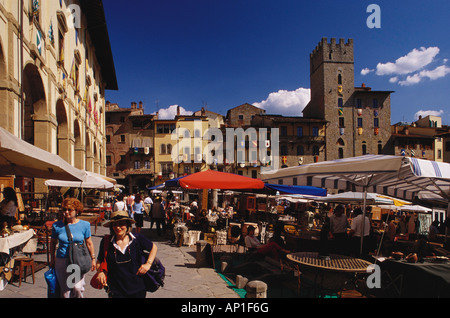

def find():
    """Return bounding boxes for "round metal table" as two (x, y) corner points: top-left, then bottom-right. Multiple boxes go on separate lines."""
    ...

(287, 252), (372, 273)
(286, 252), (373, 297)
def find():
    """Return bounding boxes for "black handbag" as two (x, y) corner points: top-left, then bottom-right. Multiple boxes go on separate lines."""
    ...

(141, 255), (165, 292)
(65, 225), (91, 276)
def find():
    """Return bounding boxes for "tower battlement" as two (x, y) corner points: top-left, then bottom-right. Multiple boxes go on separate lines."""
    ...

(310, 37), (354, 74)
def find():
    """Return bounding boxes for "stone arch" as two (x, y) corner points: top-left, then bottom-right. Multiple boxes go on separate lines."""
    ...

(85, 132), (93, 171)
(73, 119), (84, 169)
(0, 38), (8, 129)
(56, 99), (70, 162)
(22, 63), (47, 149)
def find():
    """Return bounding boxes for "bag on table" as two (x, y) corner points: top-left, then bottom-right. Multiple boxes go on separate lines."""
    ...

(65, 225), (91, 276)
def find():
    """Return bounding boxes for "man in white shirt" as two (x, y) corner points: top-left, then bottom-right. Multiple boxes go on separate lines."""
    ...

(350, 208), (371, 256)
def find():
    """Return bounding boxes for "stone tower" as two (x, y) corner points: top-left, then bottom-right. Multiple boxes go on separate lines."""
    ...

(303, 37), (392, 160)
(303, 37), (354, 160)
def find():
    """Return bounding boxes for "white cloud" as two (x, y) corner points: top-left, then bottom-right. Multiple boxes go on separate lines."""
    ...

(253, 87), (310, 116)
(389, 77), (398, 83)
(414, 109), (444, 120)
(375, 47), (440, 75)
(363, 46), (450, 86)
(153, 104), (193, 119)
(419, 65), (450, 80)
(398, 73), (422, 86)
(361, 68), (374, 75)
(398, 65), (450, 86)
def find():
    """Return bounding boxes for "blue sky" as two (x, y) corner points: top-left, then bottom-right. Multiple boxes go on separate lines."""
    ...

(103, 0), (450, 125)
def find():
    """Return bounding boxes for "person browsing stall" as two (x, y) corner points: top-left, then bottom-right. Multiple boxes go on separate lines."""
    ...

(50, 198), (96, 298)
(244, 225), (290, 261)
(0, 187), (19, 227)
(95, 210), (158, 298)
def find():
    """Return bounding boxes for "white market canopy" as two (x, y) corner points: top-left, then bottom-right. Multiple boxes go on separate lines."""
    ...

(262, 154), (450, 253)
(261, 155), (450, 204)
(0, 126), (85, 181)
(45, 171), (116, 189)
(313, 191), (410, 206)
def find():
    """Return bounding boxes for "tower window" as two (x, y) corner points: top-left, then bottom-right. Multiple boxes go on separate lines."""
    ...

(338, 98), (343, 107)
(357, 118), (363, 128)
(338, 74), (342, 85)
(373, 99), (379, 108)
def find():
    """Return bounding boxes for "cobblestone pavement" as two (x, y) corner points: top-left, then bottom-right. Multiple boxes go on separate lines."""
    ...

(0, 219), (240, 299)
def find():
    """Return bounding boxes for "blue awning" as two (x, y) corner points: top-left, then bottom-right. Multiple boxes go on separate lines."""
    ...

(264, 183), (327, 196)
(164, 176), (186, 187)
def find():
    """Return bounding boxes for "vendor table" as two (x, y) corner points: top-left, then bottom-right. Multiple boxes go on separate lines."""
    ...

(377, 258), (450, 297)
(0, 229), (35, 255)
(287, 252), (372, 297)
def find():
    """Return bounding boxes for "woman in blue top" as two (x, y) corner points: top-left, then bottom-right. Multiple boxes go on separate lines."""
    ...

(50, 198), (96, 298)
(132, 193), (144, 233)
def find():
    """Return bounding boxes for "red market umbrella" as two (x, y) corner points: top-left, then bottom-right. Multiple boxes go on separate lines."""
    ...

(178, 169), (264, 190)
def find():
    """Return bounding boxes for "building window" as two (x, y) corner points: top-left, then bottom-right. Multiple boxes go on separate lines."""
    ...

(106, 135), (111, 143)
(119, 155), (126, 164)
(356, 98), (362, 109)
(338, 98), (343, 107)
(357, 118), (363, 128)
(312, 127), (319, 137)
(312, 146), (319, 156)
(339, 117), (345, 128)
(144, 160), (151, 169)
(120, 135), (125, 143)
(251, 170), (257, 179)
(297, 127), (303, 137)
(373, 99), (379, 108)
(184, 165), (191, 174)
(374, 118), (379, 128)
(160, 163), (173, 178)
(293, 177), (297, 185)
(134, 161), (140, 169)
(237, 170), (243, 176)
(58, 30), (64, 65)
(297, 145), (304, 156)
(160, 144), (166, 154)
(378, 141), (383, 154)
(106, 155), (111, 166)
(362, 142), (367, 155)
(280, 145), (288, 156)
(338, 148), (344, 159)
(167, 144), (172, 154)
(238, 115), (244, 121)
(157, 124), (176, 134)
(338, 74), (342, 85)
(280, 126), (287, 136)
(438, 149), (442, 159)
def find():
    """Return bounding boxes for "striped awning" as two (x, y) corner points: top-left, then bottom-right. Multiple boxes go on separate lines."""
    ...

(261, 155), (450, 202)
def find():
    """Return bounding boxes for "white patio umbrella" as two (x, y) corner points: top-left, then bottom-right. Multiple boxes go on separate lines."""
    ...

(45, 171), (115, 190)
(314, 191), (403, 205)
(261, 155), (450, 254)
(0, 126), (85, 181)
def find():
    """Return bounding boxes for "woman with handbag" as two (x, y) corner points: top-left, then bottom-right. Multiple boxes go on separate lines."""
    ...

(50, 198), (96, 298)
(94, 210), (158, 298)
